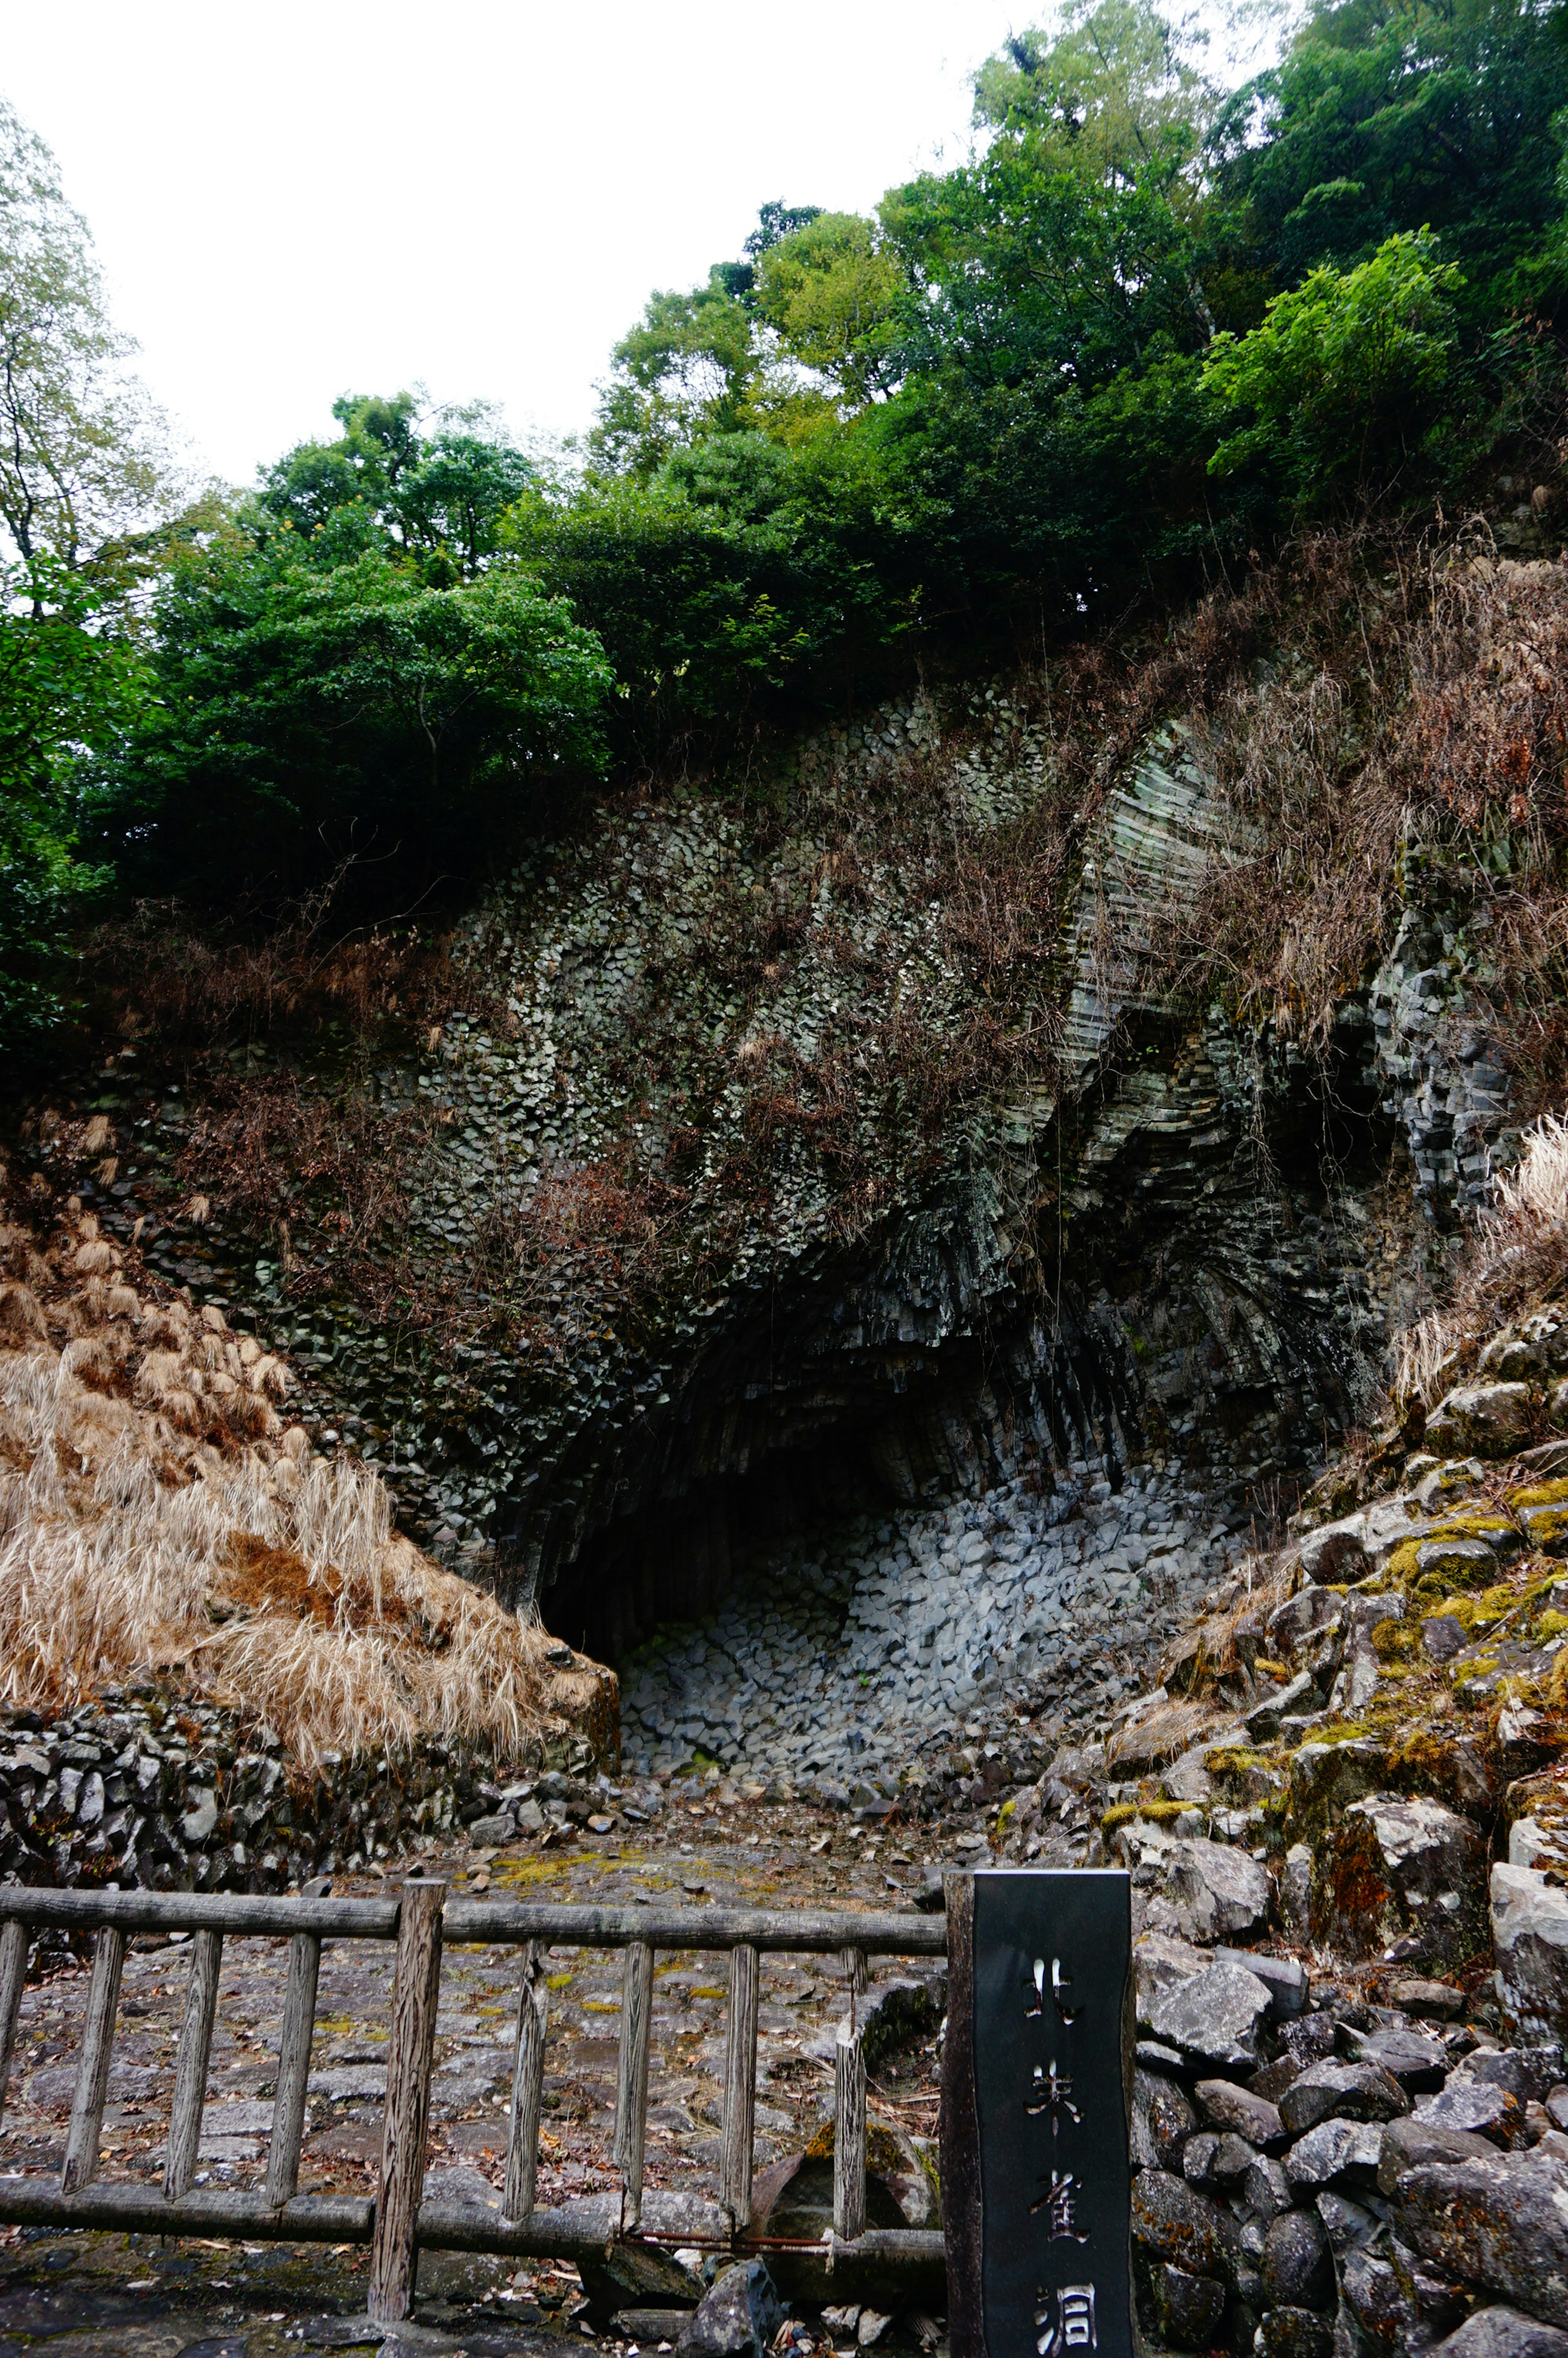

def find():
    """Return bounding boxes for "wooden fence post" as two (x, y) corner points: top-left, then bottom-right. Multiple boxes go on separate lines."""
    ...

(165, 1930), (223, 2200)
(834, 2019), (866, 2243)
(720, 1943), (759, 2228)
(504, 1940), (549, 2223)
(612, 1939), (654, 2227)
(61, 1928), (126, 2195)
(0, 1921), (28, 2138)
(368, 1880), (445, 2325)
(266, 1924), (323, 2204)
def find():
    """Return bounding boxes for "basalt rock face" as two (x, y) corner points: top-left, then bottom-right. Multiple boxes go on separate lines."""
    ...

(82, 693), (1515, 1663)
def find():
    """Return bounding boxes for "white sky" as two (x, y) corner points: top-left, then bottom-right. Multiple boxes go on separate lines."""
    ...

(1, 0), (1025, 491)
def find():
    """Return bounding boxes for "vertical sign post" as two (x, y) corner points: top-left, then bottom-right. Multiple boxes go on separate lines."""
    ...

(942, 1869), (1136, 2358)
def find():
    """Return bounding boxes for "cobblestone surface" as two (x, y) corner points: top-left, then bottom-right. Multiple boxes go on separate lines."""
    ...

(619, 1461), (1241, 1788)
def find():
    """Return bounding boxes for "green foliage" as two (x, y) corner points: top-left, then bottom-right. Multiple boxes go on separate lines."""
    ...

(112, 496), (612, 904)
(1, 563), (142, 1039)
(1203, 229), (1465, 493)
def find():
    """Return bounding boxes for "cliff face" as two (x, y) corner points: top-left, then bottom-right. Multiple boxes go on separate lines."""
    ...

(53, 554), (1552, 1668)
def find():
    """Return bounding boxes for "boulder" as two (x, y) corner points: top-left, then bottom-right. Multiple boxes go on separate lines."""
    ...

(1425, 1383), (1535, 1456)
(1283, 2118), (1385, 2192)
(1430, 2309), (1568, 2357)
(1134, 1930), (1211, 2019)
(1316, 1792), (1487, 1962)
(1378, 2112), (1500, 2194)
(1343, 2024), (1448, 2091)
(1146, 1961), (1274, 2069)
(1493, 1864), (1568, 2042)
(1417, 1536), (1501, 1585)
(1391, 2146), (1568, 2328)
(1278, 2060), (1409, 2137)
(581, 2238), (705, 2329)
(1194, 2077), (1285, 2150)
(1299, 1517), (1370, 1582)
(1244, 2155), (1293, 2218)
(1389, 1976), (1465, 2020)
(676, 2262), (783, 2358)
(1152, 1839), (1272, 1946)
(1459, 2046), (1565, 2105)
(1131, 2167), (1239, 2285)
(1287, 1739), (1388, 1844)
(1132, 2069), (1196, 2171)
(1147, 2260), (1225, 2347)
(1262, 2211), (1336, 2312)
(1411, 2081), (1528, 2148)
(1268, 1586), (1345, 1656)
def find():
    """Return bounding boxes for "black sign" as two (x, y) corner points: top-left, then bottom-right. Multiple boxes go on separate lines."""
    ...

(942, 1869), (1135, 2358)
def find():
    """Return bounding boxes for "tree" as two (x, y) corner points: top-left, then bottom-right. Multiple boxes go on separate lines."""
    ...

(1202, 228), (1463, 494)
(0, 99), (171, 592)
(754, 213), (903, 405)
(112, 500), (612, 904)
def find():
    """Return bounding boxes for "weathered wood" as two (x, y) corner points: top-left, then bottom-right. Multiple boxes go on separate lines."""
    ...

(939, 1872), (981, 2358)
(446, 1899), (946, 1957)
(0, 1919), (28, 2135)
(0, 1885), (398, 1941)
(0, 2179), (373, 2241)
(368, 1880), (446, 2325)
(266, 1927), (323, 2204)
(834, 2019), (866, 2243)
(164, 1929), (222, 2200)
(612, 1937), (654, 2225)
(60, 1927), (126, 2195)
(504, 1939), (549, 2222)
(412, 2195), (944, 2266)
(0, 1883), (946, 1959)
(720, 1942), (759, 2227)
(840, 1944), (868, 2033)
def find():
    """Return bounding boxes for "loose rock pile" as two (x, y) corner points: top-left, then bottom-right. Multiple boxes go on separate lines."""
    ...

(965, 1298), (1568, 2352)
(620, 1460), (1238, 1790)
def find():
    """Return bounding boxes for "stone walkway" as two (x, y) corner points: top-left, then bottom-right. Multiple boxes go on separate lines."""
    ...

(0, 1792), (955, 2357)
(619, 1463), (1240, 1788)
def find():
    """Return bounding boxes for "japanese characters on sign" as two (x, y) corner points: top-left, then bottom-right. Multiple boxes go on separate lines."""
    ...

(962, 1869), (1135, 2358)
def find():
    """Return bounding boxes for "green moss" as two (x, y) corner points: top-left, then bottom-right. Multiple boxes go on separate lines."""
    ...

(1372, 1618), (1416, 1660)
(1509, 1478), (1568, 1510)
(1101, 1799), (1188, 1833)
(1539, 1610), (1568, 1640)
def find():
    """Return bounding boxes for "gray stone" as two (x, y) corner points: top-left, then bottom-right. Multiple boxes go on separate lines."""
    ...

(465, 1811), (517, 1845)
(1425, 1383), (1535, 1456)
(1430, 2309), (1568, 2358)
(1342, 2024), (1448, 2091)
(1183, 2131), (1220, 2184)
(1459, 2046), (1565, 2105)
(676, 2262), (782, 2358)
(1314, 2190), (1380, 2253)
(1493, 1864), (1568, 2043)
(1278, 2060), (1410, 2136)
(1390, 1976), (1466, 2020)
(1132, 2070), (1196, 2172)
(1412, 2080), (1528, 2148)
(1212, 1946), (1309, 2019)
(1268, 1586), (1345, 1656)
(1155, 1839), (1272, 1946)
(1146, 1961), (1274, 2069)
(1131, 2167), (1240, 2285)
(1283, 2118), (1385, 2191)
(1194, 2077), (1285, 2150)
(1423, 1614), (1469, 1663)
(182, 1787), (218, 1844)
(1148, 2261), (1225, 2347)
(1392, 2146), (1568, 2328)
(1255, 2308), (1333, 2358)
(1244, 2155), (1293, 2218)
(1298, 1519), (1370, 1583)
(1263, 2210), (1336, 2312)
(1378, 2111), (1502, 2194)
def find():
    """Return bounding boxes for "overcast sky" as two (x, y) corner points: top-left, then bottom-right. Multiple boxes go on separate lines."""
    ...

(2, 0), (1028, 490)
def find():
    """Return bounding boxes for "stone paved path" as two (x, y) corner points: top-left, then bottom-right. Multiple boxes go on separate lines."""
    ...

(0, 1795), (956, 2357)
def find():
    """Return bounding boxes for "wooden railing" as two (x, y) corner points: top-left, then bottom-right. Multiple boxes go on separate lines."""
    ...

(0, 1881), (949, 2325)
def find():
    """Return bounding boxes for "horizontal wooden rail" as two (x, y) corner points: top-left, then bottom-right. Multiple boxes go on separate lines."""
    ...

(444, 1900), (948, 1955)
(0, 2180), (374, 2240)
(0, 1887), (399, 1941)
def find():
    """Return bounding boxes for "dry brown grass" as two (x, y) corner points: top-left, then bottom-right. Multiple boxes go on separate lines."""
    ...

(1390, 1113), (1568, 1407)
(0, 1157), (593, 1768)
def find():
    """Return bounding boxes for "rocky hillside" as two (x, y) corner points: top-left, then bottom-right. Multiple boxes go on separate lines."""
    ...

(958, 1147), (1568, 2352)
